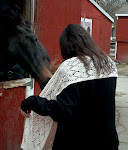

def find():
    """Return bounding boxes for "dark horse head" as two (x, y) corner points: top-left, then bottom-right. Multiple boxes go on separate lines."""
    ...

(0, 0), (52, 90)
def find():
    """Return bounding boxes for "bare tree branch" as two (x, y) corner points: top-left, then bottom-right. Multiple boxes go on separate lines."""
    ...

(94, 0), (127, 36)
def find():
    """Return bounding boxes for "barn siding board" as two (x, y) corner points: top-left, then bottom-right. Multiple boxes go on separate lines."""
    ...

(116, 19), (128, 41)
(0, 87), (25, 150)
(116, 16), (128, 62)
(117, 42), (128, 63)
(36, 0), (82, 61)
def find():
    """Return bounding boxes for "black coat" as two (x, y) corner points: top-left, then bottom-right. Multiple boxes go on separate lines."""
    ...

(21, 77), (119, 150)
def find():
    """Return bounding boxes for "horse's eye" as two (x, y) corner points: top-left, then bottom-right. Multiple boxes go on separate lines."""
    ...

(33, 35), (38, 42)
(35, 38), (38, 41)
(31, 37), (38, 43)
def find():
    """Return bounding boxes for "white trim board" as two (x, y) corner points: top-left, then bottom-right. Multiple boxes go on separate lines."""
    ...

(89, 0), (114, 23)
(115, 14), (128, 17)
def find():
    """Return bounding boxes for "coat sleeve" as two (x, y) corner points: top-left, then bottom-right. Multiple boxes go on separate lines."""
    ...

(21, 83), (81, 122)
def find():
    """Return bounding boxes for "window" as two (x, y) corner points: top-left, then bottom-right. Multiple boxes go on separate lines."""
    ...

(81, 17), (92, 36)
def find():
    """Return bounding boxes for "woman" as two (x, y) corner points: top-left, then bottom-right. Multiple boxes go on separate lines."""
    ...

(21, 24), (119, 150)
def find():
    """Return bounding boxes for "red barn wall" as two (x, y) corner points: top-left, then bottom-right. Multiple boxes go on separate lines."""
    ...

(116, 18), (128, 41)
(100, 15), (112, 54)
(36, 0), (112, 62)
(116, 16), (128, 63)
(0, 87), (25, 150)
(117, 42), (128, 63)
(81, 0), (112, 54)
(36, 0), (82, 62)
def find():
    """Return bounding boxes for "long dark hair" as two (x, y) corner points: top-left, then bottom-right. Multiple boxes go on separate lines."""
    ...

(59, 24), (112, 74)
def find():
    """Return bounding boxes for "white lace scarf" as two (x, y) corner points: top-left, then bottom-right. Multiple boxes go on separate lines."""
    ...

(21, 56), (118, 150)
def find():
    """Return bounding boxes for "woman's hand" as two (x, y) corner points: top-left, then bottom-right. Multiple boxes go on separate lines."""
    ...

(21, 109), (31, 118)
(21, 96), (33, 117)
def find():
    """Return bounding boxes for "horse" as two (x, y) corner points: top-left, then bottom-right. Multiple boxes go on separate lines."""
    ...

(0, 0), (52, 90)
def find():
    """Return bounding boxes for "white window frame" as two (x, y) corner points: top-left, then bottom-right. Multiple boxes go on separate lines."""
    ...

(81, 17), (92, 36)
